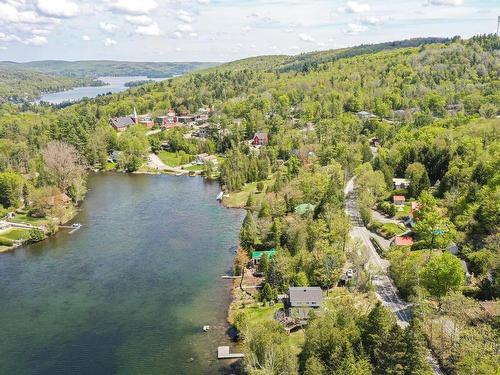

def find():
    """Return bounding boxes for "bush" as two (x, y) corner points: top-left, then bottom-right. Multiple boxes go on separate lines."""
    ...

(256, 181), (265, 192)
(378, 201), (397, 217)
(0, 237), (14, 246)
(28, 228), (46, 243)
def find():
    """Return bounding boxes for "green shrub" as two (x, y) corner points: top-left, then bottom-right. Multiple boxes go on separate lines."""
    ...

(0, 237), (14, 246)
(28, 228), (46, 243)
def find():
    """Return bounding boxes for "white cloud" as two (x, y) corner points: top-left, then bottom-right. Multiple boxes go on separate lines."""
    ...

(172, 31), (182, 39)
(345, 23), (368, 34)
(82, 35), (90, 41)
(189, 32), (198, 38)
(35, 0), (79, 18)
(107, 0), (158, 15)
(177, 23), (193, 33)
(23, 35), (48, 46)
(175, 47), (182, 52)
(0, 2), (50, 24)
(104, 37), (117, 46)
(100, 22), (118, 33)
(125, 15), (152, 26)
(290, 45), (300, 51)
(177, 10), (194, 24)
(425, 0), (463, 5)
(0, 32), (22, 42)
(344, 1), (370, 13)
(317, 41), (327, 47)
(135, 23), (162, 36)
(31, 28), (50, 35)
(198, 0), (210, 3)
(362, 16), (381, 25)
(0, 46), (7, 50)
(299, 33), (315, 42)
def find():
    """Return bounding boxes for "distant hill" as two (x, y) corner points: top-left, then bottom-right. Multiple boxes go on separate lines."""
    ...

(213, 37), (451, 73)
(0, 60), (220, 103)
(0, 60), (219, 79)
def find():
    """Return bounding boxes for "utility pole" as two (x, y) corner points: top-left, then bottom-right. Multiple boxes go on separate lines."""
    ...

(497, 16), (500, 36)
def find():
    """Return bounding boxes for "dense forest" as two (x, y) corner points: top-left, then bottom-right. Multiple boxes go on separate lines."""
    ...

(0, 35), (498, 374)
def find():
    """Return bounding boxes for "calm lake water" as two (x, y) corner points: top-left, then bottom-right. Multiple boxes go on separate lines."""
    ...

(0, 173), (244, 374)
(36, 76), (165, 104)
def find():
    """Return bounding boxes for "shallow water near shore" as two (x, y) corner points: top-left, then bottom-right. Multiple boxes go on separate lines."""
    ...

(0, 173), (244, 374)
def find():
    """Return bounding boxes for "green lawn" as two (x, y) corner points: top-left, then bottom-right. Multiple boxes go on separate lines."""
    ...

(223, 177), (275, 208)
(8, 213), (48, 226)
(380, 222), (406, 238)
(158, 151), (193, 167)
(242, 303), (283, 324)
(185, 164), (204, 171)
(0, 228), (30, 241)
(395, 203), (412, 219)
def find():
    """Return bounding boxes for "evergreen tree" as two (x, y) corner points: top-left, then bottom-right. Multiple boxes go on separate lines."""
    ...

(403, 318), (433, 374)
(362, 302), (394, 364)
(375, 324), (406, 375)
(239, 210), (258, 251)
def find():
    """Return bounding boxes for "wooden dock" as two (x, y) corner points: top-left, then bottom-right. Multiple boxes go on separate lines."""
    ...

(217, 346), (244, 359)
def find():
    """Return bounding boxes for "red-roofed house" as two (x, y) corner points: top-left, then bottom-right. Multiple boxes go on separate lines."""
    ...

(252, 132), (269, 146)
(393, 195), (406, 206)
(393, 236), (414, 247)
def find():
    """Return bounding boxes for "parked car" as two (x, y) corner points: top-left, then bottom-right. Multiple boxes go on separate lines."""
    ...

(346, 268), (354, 278)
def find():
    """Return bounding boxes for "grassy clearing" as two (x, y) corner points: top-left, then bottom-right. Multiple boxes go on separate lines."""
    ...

(223, 177), (275, 208)
(8, 213), (48, 226)
(238, 302), (305, 353)
(380, 222), (406, 238)
(0, 228), (30, 241)
(185, 164), (204, 171)
(158, 151), (192, 167)
(394, 203), (412, 219)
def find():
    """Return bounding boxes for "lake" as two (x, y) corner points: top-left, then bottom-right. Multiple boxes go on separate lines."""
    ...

(0, 173), (245, 375)
(36, 76), (166, 105)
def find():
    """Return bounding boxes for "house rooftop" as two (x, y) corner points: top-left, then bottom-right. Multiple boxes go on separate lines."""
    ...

(251, 249), (276, 260)
(394, 236), (413, 247)
(289, 287), (323, 308)
(110, 116), (135, 129)
(393, 195), (406, 201)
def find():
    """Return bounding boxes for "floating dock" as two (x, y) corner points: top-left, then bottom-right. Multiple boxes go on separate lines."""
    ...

(217, 346), (244, 359)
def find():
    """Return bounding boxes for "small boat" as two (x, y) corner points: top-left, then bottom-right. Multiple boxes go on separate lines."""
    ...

(216, 192), (224, 201)
(71, 223), (81, 228)
(203, 325), (210, 332)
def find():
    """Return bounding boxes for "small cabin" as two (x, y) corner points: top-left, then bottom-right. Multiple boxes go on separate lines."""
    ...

(393, 195), (406, 206)
(252, 132), (269, 146)
(393, 178), (410, 190)
(251, 249), (276, 265)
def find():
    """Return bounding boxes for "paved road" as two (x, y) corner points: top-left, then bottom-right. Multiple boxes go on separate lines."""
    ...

(344, 177), (444, 375)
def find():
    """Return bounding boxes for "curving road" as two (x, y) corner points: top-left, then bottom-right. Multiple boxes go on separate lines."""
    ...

(344, 177), (444, 375)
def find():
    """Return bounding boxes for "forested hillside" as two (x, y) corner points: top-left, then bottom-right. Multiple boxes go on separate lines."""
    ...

(0, 35), (498, 374)
(0, 60), (219, 103)
(0, 70), (95, 103)
(0, 60), (219, 78)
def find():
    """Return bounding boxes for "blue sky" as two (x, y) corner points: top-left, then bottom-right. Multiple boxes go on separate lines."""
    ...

(0, 0), (498, 62)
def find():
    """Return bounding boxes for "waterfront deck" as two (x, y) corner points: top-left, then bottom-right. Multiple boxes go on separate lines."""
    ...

(217, 346), (244, 359)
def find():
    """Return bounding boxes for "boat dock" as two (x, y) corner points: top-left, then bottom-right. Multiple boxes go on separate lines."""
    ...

(217, 346), (244, 359)
(59, 224), (82, 234)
